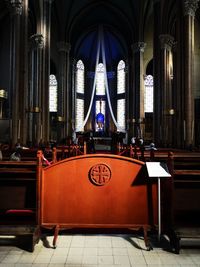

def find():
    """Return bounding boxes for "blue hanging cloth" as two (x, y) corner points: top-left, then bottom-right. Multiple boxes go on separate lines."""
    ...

(96, 112), (104, 130)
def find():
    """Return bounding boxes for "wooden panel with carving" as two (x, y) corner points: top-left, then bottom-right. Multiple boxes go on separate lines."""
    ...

(39, 154), (158, 249)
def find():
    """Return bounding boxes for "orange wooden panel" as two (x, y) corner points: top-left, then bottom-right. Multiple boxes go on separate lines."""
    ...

(40, 154), (157, 228)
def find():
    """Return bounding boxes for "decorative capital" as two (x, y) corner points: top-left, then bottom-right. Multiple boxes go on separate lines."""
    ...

(159, 34), (174, 51)
(183, 0), (199, 17)
(30, 34), (44, 49)
(9, 0), (23, 15)
(0, 89), (8, 99)
(57, 42), (71, 53)
(132, 42), (146, 53)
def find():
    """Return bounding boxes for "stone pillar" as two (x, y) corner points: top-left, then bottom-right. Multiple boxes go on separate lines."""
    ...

(85, 70), (93, 132)
(182, 0), (199, 148)
(128, 57), (134, 141)
(8, 0), (23, 146)
(153, 0), (161, 145)
(131, 42), (146, 139)
(41, 0), (53, 144)
(20, 0), (28, 145)
(66, 43), (72, 137)
(29, 34), (44, 145)
(71, 59), (76, 140)
(57, 42), (71, 141)
(107, 71), (116, 134)
(159, 34), (174, 146)
(125, 61), (130, 142)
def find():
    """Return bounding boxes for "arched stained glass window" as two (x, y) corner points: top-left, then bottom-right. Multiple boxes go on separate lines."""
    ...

(75, 99), (84, 131)
(117, 60), (126, 132)
(76, 60), (84, 94)
(75, 60), (84, 131)
(49, 74), (57, 112)
(117, 99), (125, 131)
(117, 60), (125, 94)
(95, 100), (106, 131)
(96, 63), (105, 95)
(144, 75), (153, 113)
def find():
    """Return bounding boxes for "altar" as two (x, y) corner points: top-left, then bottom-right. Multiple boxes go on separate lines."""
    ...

(93, 137), (112, 151)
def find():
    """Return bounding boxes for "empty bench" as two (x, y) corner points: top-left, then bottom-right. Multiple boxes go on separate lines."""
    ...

(0, 156), (40, 251)
(166, 152), (200, 253)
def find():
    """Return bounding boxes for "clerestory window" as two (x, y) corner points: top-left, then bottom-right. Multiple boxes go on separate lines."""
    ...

(49, 74), (57, 112)
(144, 75), (153, 113)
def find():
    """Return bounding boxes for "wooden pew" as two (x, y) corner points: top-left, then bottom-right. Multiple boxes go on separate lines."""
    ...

(165, 151), (200, 253)
(38, 153), (158, 250)
(132, 149), (200, 253)
(1, 147), (53, 162)
(2, 147), (37, 161)
(52, 143), (87, 162)
(116, 143), (145, 160)
(0, 153), (41, 251)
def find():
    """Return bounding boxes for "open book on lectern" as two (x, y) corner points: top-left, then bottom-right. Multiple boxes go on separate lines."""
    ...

(146, 162), (171, 178)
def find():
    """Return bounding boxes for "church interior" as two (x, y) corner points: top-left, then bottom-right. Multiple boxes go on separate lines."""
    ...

(0, 0), (200, 264)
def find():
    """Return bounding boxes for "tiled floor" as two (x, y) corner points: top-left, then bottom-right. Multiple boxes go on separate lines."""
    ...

(0, 233), (200, 266)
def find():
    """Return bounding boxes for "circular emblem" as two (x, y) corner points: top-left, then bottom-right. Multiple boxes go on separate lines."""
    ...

(89, 164), (111, 186)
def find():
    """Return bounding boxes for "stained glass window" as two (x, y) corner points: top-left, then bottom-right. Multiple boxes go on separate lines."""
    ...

(75, 99), (84, 132)
(75, 60), (85, 131)
(117, 99), (125, 131)
(144, 75), (153, 113)
(76, 60), (84, 94)
(95, 100), (105, 131)
(117, 60), (126, 131)
(117, 60), (125, 94)
(96, 63), (105, 95)
(49, 74), (57, 112)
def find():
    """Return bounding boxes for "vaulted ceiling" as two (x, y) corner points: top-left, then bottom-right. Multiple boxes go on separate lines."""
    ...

(51, 0), (153, 68)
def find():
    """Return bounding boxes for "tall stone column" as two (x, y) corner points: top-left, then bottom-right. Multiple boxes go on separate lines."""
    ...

(41, 0), (53, 143)
(182, 0), (199, 148)
(128, 56), (134, 141)
(8, 0), (23, 146)
(131, 42), (146, 139)
(20, 0), (28, 145)
(66, 43), (72, 137)
(159, 34), (174, 146)
(29, 34), (44, 145)
(57, 42), (71, 141)
(153, 0), (161, 145)
(125, 61), (130, 142)
(71, 59), (76, 140)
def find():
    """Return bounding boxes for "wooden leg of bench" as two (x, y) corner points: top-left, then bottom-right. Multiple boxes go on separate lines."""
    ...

(33, 226), (41, 246)
(17, 233), (38, 252)
(143, 226), (153, 251)
(170, 231), (180, 254)
(53, 225), (59, 249)
(165, 228), (180, 254)
(30, 233), (38, 252)
(15, 226), (40, 252)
